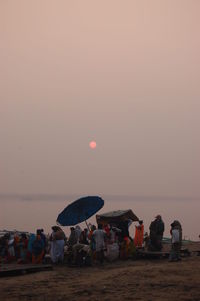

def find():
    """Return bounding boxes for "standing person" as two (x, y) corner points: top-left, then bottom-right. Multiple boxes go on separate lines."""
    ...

(117, 220), (131, 259)
(13, 233), (20, 260)
(27, 233), (36, 262)
(154, 215), (165, 250)
(79, 229), (89, 245)
(18, 233), (28, 263)
(149, 215), (164, 251)
(144, 232), (150, 250)
(75, 226), (82, 243)
(88, 225), (96, 242)
(68, 227), (78, 248)
(134, 220), (144, 248)
(32, 233), (45, 264)
(169, 221), (182, 262)
(92, 224), (106, 264)
(173, 220), (182, 246)
(37, 229), (46, 247)
(149, 219), (157, 250)
(88, 225), (96, 260)
(155, 215), (165, 250)
(50, 226), (65, 264)
(1, 234), (10, 263)
(37, 229), (46, 258)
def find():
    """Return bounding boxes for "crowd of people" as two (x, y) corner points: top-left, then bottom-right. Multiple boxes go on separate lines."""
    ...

(0, 229), (46, 264)
(0, 215), (183, 266)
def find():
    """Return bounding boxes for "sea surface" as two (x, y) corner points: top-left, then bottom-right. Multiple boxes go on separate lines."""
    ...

(1, 195), (199, 240)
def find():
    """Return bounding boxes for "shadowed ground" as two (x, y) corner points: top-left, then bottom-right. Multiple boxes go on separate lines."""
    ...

(0, 254), (200, 301)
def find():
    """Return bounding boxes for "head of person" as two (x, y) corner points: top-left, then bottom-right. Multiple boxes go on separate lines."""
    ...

(170, 222), (175, 229)
(98, 223), (103, 230)
(139, 220), (143, 225)
(21, 233), (27, 240)
(4, 233), (10, 240)
(155, 215), (161, 221)
(52, 226), (59, 232)
(37, 229), (42, 235)
(70, 227), (75, 232)
(173, 220), (181, 228)
(91, 225), (96, 231)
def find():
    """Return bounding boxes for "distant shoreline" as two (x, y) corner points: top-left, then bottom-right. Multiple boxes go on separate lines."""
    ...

(0, 193), (199, 202)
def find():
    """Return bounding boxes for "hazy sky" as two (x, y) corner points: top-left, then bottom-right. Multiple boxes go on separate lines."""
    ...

(1, 0), (200, 198)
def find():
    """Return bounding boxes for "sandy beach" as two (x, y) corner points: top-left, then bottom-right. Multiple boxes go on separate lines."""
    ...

(1, 250), (200, 301)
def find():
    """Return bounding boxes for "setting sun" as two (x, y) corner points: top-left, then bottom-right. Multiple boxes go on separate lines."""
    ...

(89, 141), (97, 149)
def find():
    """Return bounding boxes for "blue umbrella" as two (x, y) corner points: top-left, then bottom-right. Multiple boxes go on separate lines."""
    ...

(57, 196), (104, 226)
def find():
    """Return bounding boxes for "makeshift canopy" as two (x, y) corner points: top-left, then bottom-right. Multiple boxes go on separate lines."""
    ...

(96, 209), (139, 225)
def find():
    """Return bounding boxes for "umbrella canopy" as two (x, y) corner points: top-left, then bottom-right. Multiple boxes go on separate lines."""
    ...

(96, 209), (139, 225)
(57, 196), (104, 226)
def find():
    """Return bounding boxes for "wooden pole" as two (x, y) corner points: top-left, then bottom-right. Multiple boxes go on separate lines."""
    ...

(85, 220), (90, 230)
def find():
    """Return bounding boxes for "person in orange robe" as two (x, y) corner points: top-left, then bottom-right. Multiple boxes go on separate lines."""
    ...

(32, 234), (45, 264)
(134, 220), (144, 247)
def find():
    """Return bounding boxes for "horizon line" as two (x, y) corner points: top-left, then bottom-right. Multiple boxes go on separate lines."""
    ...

(0, 192), (199, 201)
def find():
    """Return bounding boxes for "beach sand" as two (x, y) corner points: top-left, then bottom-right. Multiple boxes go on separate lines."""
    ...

(0, 252), (200, 301)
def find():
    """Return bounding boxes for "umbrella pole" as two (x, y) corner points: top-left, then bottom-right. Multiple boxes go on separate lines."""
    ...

(85, 220), (90, 231)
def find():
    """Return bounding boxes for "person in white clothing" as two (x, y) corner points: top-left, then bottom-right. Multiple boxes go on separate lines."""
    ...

(92, 224), (106, 264)
(169, 222), (181, 262)
(50, 226), (65, 264)
(75, 225), (82, 243)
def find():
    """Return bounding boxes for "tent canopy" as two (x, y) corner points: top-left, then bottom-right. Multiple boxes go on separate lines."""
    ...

(96, 209), (139, 225)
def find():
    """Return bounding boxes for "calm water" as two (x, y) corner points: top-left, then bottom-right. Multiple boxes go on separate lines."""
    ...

(1, 195), (199, 240)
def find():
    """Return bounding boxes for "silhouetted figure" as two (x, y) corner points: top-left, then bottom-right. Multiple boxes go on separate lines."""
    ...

(149, 215), (164, 251)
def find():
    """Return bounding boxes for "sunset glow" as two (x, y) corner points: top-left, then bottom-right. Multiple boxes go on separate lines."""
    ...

(89, 141), (97, 149)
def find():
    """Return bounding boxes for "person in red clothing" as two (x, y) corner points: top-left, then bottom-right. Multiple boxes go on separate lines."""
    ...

(134, 220), (144, 247)
(32, 234), (45, 264)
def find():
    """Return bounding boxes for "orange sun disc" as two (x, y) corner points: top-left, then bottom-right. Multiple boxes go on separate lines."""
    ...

(89, 141), (97, 149)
